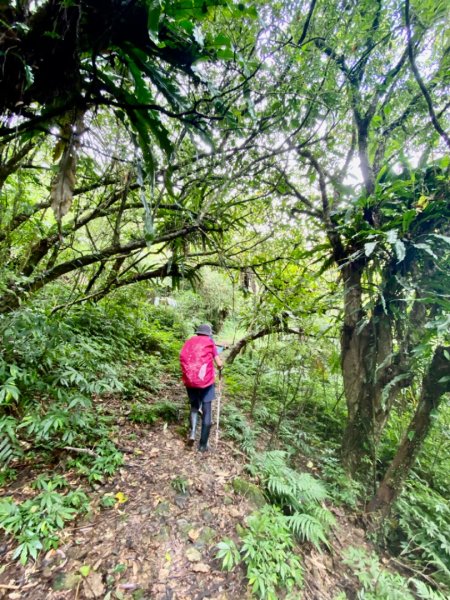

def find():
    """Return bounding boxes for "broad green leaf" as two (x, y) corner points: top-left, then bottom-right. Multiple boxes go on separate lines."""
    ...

(147, 0), (162, 43)
(364, 241), (378, 257)
(386, 229), (398, 244)
(402, 209), (416, 232)
(414, 243), (438, 259)
(394, 239), (406, 262)
(217, 48), (235, 60)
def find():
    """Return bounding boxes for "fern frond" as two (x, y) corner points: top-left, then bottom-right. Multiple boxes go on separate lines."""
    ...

(251, 452), (328, 507)
(293, 473), (328, 503)
(307, 504), (336, 529)
(411, 578), (447, 600)
(266, 475), (300, 509)
(286, 513), (329, 550)
(0, 435), (14, 466)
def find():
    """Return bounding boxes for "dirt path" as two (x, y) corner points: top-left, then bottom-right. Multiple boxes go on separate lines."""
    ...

(0, 396), (377, 600)
(0, 418), (255, 600)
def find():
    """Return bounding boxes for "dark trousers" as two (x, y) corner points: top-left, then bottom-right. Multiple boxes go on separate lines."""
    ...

(186, 387), (213, 447)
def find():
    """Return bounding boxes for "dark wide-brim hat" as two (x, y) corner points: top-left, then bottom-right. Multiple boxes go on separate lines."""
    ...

(196, 324), (213, 336)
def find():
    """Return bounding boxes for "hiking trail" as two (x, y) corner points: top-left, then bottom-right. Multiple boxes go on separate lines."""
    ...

(0, 387), (373, 600)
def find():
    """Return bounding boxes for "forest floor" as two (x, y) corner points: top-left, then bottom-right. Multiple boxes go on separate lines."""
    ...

(0, 386), (374, 600)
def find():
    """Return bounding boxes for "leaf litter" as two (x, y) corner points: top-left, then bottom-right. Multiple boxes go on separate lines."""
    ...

(0, 414), (253, 599)
(0, 390), (387, 600)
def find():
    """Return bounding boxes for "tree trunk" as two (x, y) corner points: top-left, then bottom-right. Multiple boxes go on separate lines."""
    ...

(340, 265), (412, 481)
(340, 264), (375, 478)
(367, 345), (450, 515)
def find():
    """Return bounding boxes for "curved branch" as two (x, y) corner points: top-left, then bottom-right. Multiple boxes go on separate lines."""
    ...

(0, 224), (203, 313)
(297, 149), (346, 262)
(225, 323), (303, 365)
(405, 0), (450, 150)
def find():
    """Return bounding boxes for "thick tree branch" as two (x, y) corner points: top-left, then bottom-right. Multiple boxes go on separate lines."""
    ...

(0, 224), (205, 313)
(368, 345), (450, 515)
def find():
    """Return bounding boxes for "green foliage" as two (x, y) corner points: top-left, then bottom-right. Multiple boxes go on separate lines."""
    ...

(391, 479), (450, 588)
(216, 538), (241, 571)
(0, 294), (186, 476)
(129, 401), (179, 425)
(32, 474), (68, 491)
(343, 547), (447, 600)
(67, 440), (123, 483)
(100, 494), (116, 509)
(248, 451), (335, 550)
(217, 506), (303, 600)
(121, 356), (163, 401)
(321, 451), (364, 508)
(0, 466), (17, 486)
(0, 485), (90, 564)
(0, 307), (125, 461)
(220, 357), (257, 404)
(171, 475), (189, 494)
(175, 270), (235, 334)
(239, 506), (303, 600)
(249, 450), (326, 506)
(221, 403), (257, 454)
(286, 512), (330, 551)
(0, 427), (18, 472)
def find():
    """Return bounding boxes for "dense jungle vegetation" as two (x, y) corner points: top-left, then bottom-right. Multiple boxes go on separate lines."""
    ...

(0, 0), (449, 598)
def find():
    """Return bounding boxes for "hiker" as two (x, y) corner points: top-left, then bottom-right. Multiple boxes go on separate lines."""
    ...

(180, 324), (223, 451)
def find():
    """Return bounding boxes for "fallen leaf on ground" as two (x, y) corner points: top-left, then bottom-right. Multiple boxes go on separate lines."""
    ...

(119, 582), (140, 590)
(115, 491), (128, 504)
(191, 563), (210, 573)
(83, 571), (105, 599)
(186, 548), (202, 562)
(79, 565), (91, 577)
(188, 528), (200, 541)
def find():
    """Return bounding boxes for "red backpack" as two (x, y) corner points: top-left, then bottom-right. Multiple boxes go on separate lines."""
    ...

(180, 336), (216, 388)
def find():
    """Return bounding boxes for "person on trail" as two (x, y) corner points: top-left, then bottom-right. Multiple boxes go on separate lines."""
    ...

(180, 324), (223, 451)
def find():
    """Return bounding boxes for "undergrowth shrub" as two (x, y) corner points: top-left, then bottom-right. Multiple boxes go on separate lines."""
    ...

(342, 547), (447, 600)
(0, 308), (124, 465)
(217, 505), (303, 600)
(129, 401), (180, 425)
(0, 294), (186, 474)
(320, 450), (364, 508)
(388, 478), (450, 588)
(121, 354), (164, 400)
(240, 506), (303, 600)
(248, 451), (335, 549)
(67, 440), (123, 483)
(221, 403), (257, 454)
(277, 422), (320, 457)
(0, 483), (90, 564)
(221, 357), (256, 405)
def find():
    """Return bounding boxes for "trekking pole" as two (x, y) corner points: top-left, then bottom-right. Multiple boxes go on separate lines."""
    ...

(215, 370), (223, 448)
